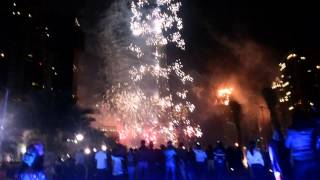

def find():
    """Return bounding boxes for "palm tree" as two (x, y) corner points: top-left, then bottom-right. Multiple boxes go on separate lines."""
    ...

(16, 89), (95, 150)
(262, 88), (282, 133)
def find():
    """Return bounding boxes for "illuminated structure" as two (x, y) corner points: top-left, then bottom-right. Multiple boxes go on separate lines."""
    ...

(0, 0), (82, 96)
(272, 52), (320, 112)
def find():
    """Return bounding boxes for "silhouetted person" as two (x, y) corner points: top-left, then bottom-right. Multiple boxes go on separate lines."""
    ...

(285, 109), (319, 180)
(193, 143), (207, 179)
(246, 141), (266, 180)
(164, 141), (176, 180)
(111, 147), (125, 180)
(206, 145), (214, 174)
(213, 141), (228, 179)
(176, 143), (187, 180)
(185, 148), (195, 180)
(95, 149), (108, 180)
(75, 149), (86, 180)
(127, 148), (136, 180)
(136, 140), (149, 180)
(148, 141), (157, 178)
(18, 144), (46, 180)
(227, 143), (245, 176)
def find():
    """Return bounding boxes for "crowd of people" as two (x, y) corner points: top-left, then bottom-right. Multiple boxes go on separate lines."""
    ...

(0, 109), (319, 180)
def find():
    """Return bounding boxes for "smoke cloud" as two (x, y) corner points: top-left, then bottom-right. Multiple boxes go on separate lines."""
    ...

(191, 34), (278, 144)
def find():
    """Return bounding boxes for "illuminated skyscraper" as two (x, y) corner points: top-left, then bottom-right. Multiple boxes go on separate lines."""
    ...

(272, 52), (320, 112)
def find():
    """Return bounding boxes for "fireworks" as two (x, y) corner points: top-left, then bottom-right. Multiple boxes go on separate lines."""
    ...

(98, 0), (201, 145)
(217, 87), (233, 106)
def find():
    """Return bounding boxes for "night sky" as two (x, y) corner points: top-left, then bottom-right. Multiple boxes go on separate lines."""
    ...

(182, 0), (320, 72)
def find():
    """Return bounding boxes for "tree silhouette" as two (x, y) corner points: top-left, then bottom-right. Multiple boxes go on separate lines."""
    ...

(14, 89), (95, 150)
(262, 88), (281, 131)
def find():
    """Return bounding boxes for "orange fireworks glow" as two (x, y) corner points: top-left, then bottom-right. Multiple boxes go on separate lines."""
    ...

(217, 87), (233, 105)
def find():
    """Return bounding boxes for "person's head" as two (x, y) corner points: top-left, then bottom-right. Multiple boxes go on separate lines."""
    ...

(160, 144), (166, 150)
(23, 145), (38, 167)
(129, 148), (133, 153)
(167, 141), (173, 148)
(149, 141), (154, 149)
(141, 140), (146, 147)
(195, 142), (201, 149)
(248, 141), (256, 153)
(207, 144), (213, 150)
(34, 143), (44, 156)
(216, 140), (223, 148)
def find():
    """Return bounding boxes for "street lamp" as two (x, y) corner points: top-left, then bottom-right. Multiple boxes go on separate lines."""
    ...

(75, 133), (84, 142)
(84, 147), (91, 155)
(101, 145), (107, 151)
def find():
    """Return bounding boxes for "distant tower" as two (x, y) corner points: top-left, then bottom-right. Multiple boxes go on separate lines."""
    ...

(272, 52), (320, 112)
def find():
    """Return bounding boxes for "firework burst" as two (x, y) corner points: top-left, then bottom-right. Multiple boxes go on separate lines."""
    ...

(98, 0), (201, 145)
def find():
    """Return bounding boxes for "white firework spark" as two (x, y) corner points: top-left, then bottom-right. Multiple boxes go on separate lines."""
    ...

(99, 0), (201, 145)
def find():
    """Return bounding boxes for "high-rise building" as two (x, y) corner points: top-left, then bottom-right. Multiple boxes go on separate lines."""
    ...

(272, 52), (320, 113)
(0, 0), (83, 98)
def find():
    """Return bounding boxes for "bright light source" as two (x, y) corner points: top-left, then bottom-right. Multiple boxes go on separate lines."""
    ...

(75, 17), (81, 27)
(282, 82), (289, 87)
(0, 53), (5, 58)
(21, 144), (27, 154)
(310, 102), (314, 106)
(286, 53), (297, 60)
(230, 168), (234, 171)
(279, 63), (286, 71)
(274, 171), (281, 180)
(217, 87), (233, 106)
(300, 56), (306, 60)
(84, 147), (91, 155)
(289, 106), (294, 111)
(101, 145), (107, 151)
(234, 142), (239, 147)
(317, 65), (320, 69)
(75, 133), (84, 141)
(93, 148), (97, 153)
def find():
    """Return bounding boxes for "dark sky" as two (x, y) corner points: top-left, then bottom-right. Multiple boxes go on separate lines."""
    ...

(181, 0), (320, 72)
(187, 0), (320, 47)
